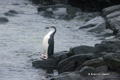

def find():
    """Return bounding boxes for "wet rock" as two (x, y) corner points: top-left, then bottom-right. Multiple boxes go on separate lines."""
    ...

(66, 7), (80, 18)
(51, 51), (69, 62)
(80, 66), (96, 76)
(88, 21), (106, 33)
(0, 17), (9, 23)
(90, 38), (120, 53)
(53, 5), (80, 20)
(4, 10), (18, 16)
(95, 65), (108, 73)
(102, 5), (120, 35)
(94, 52), (114, 58)
(96, 29), (113, 38)
(79, 16), (106, 32)
(37, 4), (81, 20)
(103, 53), (120, 71)
(53, 0), (68, 4)
(68, 45), (93, 57)
(83, 12), (101, 22)
(107, 18), (120, 32)
(58, 53), (95, 73)
(12, 3), (20, 5)
(106, 11), (120, 19)
(42, 9), (54, 18)
(102, 5), (120, 16)
(82, 58), (106, 68)
(115, 32), (120, 38)
(37, 6), (49, 12)
(32, 58), (58, 72)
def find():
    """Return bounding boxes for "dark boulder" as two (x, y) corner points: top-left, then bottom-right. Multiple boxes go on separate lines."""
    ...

(90, 38), (120, 53)
(51, 51), (69, 62)
(80, 16), (106, 34)
(103, 53), (120, 71)
(80, 66), (96, 76)
(58, 53), (95, 73)
(106, 18), (120, 34)
(0, 17), (9, 23)
(37, 6), (49, 12)
(88, 22), (106, 33)
(68, 45), (93, 57)
(102, 5), (120, 35)
(95, 65), (108, 73)
(42, 10), (54, 18)
(80, 16), (105, 29)
(4, 10), (18, 16)
(106, 11), (120, 19)
(32, 51), (68, 72)
(30, 0), (55, 5)
(102, 5), (120, 16)
(81, 58), (106, 68)
(32, 58), (58, 72)
(94, 52), (115, 58)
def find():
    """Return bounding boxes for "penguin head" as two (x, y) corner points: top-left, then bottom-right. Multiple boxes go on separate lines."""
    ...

(45, 26), (56, 32)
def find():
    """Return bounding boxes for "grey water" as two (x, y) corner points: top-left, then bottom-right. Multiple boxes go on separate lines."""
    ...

(0, 0), (101, 80)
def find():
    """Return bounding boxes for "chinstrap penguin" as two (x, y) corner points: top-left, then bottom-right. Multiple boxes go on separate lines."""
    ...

(40, 26), (56, 59)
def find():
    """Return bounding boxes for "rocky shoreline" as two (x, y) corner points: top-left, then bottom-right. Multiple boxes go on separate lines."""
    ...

(32, 2), (120, 80)
(32, 36), (120, 80)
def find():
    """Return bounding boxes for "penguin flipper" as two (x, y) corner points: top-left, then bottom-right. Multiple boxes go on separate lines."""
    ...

(48, 42), (54, 58)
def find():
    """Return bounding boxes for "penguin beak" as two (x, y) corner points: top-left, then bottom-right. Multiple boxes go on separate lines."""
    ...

(45, 27), (50, 29)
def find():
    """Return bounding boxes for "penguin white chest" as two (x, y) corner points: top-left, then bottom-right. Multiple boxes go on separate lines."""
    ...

(43, 31), (53, 57)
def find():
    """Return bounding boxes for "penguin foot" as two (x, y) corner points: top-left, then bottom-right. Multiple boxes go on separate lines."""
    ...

(40, 53), (47, 59)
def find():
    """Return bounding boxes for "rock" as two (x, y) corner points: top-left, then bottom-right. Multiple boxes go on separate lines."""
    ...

(51, 51), (69, 62)
(31, 0), (55, 5)
(53, 4), (70, 9)
(37, 6), (49, 12)
(88, 21), (106, 33)
(53, 7), (67, 19)
(103, 53), (120, 71)
(97, 29), (113, 38)
(53, 0), (68, 4)
(80, 66), (96, 76)
(58, 53), (95, 73)
(4, 10), (18, 16)
(32, 58), (58, 72)
(0, 17), (9, 23)
(68, 45), (93, 57)
(95, 65), (108, 73)
(94, 52), (115, 58)
(9, 10), (18, 14)
(107, 18), (120, 31)
(37, 4), (81, 20)
(12, 3), (20, 5)
(32, 51), (69, 72)
(42, 10), (54, 18)
(49, 71), (82, 80)
(102, 5), (120, 35)
(53, 5), (80, 20)
(90, 38), (120, 53)
(116, 67), (120, 74)
(66, 6), (80, 19)
(106, 11), (120, 19)
(79, 16), (105, 30)
(83, 12), (101, 22)
(102, 5), (120, 16)
(115, 32), (120, 38)
(81, 58), (106, 68)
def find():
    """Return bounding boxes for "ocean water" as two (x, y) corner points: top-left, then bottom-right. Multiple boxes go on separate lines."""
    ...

(0, 0), (101, 80)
